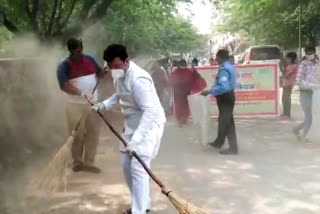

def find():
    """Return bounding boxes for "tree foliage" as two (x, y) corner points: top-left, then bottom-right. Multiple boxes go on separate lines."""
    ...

(0, 0), (114, 40)
(0, 0), (193, 40)
(0, 0), (204, 55)
(93, 0), (204, 56)
(219, 0), (320, 48)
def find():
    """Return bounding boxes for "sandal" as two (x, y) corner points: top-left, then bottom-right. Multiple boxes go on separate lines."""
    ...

(123, 208), (150, 214)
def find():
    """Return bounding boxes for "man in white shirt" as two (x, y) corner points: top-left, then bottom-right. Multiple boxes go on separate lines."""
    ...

(294, 46), (320, 142)
(92, 44), (166, 214)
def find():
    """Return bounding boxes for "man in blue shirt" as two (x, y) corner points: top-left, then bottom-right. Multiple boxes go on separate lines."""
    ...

(201, 50), (238, 155)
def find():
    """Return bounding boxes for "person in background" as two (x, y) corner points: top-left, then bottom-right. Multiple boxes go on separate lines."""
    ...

(209, 57), (217, 66)
(229, 55), (235, 64)
(169, 59), (206, 126)
(281, 52), (298, 119)
(192, 58), (199, 67)
(201, 50), (238, 155)
(151, 61), (169, 109)
(293, 46), (320, 142)
(57, 38), (102, 173)
(279, 51), (287, 76)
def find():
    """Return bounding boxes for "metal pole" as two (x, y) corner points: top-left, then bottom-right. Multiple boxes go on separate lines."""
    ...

(299, 0), (302, 61)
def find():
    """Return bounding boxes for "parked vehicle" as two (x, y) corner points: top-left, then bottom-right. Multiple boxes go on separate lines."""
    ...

(239, 45), (281, 65)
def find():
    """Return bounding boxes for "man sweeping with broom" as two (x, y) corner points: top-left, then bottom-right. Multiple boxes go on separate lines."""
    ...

(92, 44), (166, 214)
(57, 38), (102, 173)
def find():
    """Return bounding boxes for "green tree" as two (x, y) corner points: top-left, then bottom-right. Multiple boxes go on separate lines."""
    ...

(0, 0), (204, 56)
(83, 0), (205, 56)
(0, 0), (191, 41)
(219, 0), (320, 48)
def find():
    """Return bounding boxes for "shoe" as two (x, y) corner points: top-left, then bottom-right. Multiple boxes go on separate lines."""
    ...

(292, 129), (302, 141)
(72, 162), (84, 172)
(123, 208), (150, 214)
(219, 149), (238, 155)
(209, 141), (222, 149)
(82, 165), (101, 174)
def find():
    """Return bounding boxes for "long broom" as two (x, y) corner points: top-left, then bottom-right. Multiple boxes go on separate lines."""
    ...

(31, 117), (83, 192)
(32, 79), (101, 193)
(85, 96), (208, 214)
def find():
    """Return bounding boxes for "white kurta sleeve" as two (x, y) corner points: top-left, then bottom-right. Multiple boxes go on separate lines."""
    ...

(129, 78), (158, 147)
(102, 93), (119, 111)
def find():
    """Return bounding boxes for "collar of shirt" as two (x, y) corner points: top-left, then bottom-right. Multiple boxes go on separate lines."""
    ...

(218, 61), (231, 70)
(302, 59), (319, 65)
(121, 61), (132, 79)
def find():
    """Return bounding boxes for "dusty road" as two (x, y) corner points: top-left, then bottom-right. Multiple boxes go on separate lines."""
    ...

(2, 90), (320, 214)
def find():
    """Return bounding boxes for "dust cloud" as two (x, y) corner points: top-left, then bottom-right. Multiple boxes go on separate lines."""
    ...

(0, 30), (160, 213)
(0, 35), (68, 213)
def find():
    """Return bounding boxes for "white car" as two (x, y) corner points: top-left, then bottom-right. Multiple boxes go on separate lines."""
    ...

(239, 45), (281, 65)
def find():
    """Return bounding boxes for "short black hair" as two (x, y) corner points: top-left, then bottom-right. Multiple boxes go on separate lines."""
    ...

(192, 58), (198, 64)
(178, 59), (187, 66)
(67, 38), (82, 51)
(286, 52), (297, 61)
(216, 49), (229, 61)
(305, 46), (316, 53)
(103, 44), (128, 63)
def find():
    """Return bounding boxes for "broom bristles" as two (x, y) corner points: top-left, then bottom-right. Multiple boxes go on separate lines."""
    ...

(31, 132), (75, 193)
(165, 191), (208, 214)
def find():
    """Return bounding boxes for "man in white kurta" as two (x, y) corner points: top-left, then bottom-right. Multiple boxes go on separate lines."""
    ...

(92, 44), (166, 214)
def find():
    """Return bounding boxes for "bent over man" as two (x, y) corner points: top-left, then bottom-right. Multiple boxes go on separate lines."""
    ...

(92, 44), (166, 214)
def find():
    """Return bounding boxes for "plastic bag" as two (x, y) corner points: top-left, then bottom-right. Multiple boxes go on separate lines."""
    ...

(188, 94), (210, 147)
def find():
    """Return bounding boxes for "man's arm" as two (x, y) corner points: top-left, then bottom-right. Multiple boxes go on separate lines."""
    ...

(210, 69), (231, 96)
(102, 94), (120, 110)
(296, 63), (320, 89)
(92, 93), (119, 112)
(57, 61), (81, 96)
(62, 82), (82, 96)
(296, 63), (304, 85)
(129, 78), (158, 149)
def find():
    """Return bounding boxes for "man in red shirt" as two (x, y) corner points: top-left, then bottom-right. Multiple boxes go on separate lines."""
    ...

(281, 52), (298, 119)
(57, 38), (102, 173)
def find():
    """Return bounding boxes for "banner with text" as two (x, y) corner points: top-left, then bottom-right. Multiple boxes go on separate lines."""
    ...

(196, 64), (279, 116)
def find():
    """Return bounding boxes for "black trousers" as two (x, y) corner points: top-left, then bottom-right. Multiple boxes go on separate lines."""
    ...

(214, 91), (238, 152)
(282, 86), (293, 117)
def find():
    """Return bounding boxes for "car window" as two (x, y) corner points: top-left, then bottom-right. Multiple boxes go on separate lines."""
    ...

(250, 47), (280, 60)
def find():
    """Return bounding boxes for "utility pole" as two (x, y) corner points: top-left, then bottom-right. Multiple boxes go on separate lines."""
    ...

(298, 0), (302, 60)
(279, 0), (302, 60)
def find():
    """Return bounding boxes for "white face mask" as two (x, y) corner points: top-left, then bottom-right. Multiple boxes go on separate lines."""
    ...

(305, 54), (315, 61)
(111, 69), (125, 79)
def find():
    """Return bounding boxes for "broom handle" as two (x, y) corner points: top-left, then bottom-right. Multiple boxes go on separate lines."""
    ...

(85, 96), (166, 189)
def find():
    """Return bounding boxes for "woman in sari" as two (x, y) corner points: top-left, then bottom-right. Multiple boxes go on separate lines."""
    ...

(169, 59), (206, 126)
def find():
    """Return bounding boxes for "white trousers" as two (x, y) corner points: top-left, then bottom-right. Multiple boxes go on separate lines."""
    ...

(120, 122), (164, 214)
(121, 152), (151, 214)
